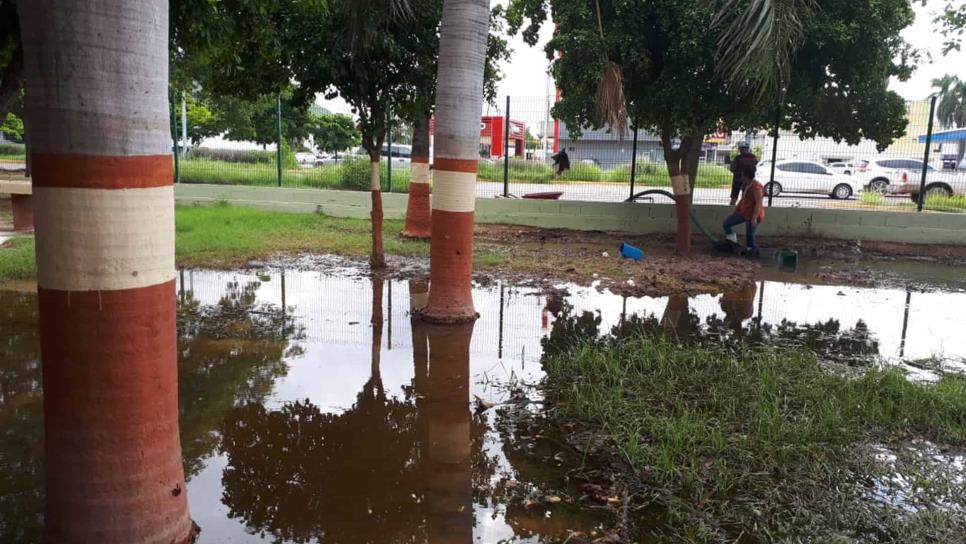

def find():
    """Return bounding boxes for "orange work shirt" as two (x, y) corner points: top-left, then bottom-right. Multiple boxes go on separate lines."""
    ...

(736, 180), (765, 222)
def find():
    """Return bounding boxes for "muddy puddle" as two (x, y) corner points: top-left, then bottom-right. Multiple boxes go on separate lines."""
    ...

(2, 261), (966, 542)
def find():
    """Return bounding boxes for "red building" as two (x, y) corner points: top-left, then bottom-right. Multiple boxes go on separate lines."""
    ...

(430, 115), (526, 158)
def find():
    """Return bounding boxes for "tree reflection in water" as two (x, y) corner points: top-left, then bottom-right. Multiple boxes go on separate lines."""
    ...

(0, 278), (300, 543)
(219, 277), (483, 543)
(542, 286), (879, 365)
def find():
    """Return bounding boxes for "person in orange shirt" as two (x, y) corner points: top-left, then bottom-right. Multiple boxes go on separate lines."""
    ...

(723, 165), (764, 258)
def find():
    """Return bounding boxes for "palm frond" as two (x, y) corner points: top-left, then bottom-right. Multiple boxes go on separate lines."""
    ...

(713, 0), (817, 99)
(595, 61), (628, 136)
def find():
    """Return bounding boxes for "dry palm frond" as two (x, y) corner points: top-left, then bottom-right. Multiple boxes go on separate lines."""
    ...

(714, 0), (816, 100)
(596, 61), (628, 136)
(592, 0), (628, 136)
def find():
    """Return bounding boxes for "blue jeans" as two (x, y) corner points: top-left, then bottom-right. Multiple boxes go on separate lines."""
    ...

(723, 213), (759, 248)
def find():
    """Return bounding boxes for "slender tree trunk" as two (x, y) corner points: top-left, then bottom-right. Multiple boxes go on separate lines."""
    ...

(423, 321), (474, 543)
(402, 114), (433, 239)
(370, 151), (386, 269)
(661, 133), (703, 255)
(371, 275), (384, 380)
(423, 0), (490, 323)
(19, 2), (196, 543)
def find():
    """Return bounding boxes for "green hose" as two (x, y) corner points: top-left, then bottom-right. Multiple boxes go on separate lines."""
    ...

(625, 189), (720, 243)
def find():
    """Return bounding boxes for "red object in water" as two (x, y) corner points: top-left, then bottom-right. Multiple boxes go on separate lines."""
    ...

(522, 191), (564, 200)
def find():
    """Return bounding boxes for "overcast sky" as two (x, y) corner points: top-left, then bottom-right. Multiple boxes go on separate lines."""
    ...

(320, 1), (966, 119)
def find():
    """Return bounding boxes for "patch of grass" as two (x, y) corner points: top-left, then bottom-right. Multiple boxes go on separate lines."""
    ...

(0, 204), (513, 279)
(923, 194), (966, 213)
(0, 236), (35, 280)
(174, 203), (426, 267)
(538, 337), (966, 541)
(178, 158), (410, 193)
(860, 191), (886, 206)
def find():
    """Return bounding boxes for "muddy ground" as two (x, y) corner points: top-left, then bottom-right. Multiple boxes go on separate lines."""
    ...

(269, 223), (966, 298)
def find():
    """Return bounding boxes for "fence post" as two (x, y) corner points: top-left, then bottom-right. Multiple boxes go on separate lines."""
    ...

(387, 110), (393, 193)
(917, 95), (938, 212)
(172, 92), (180, 183)
(503, 95), (511, 197)
(629, 126), (638, 200)
(276, 93), (283, 187)
(767, 106), (780, 208)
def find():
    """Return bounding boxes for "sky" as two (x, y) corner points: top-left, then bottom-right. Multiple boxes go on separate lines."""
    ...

(319, 1), (966, 120)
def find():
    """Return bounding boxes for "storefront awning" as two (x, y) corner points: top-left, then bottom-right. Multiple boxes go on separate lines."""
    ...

(918, 128), (966, 143)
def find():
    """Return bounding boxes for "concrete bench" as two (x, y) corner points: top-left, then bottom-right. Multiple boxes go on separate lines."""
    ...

(0, 178), (33, 230)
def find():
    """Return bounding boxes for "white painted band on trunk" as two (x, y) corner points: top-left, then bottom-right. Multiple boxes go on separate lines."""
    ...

(431, 170), (477, 213)
(34, 186), (175, 291)
(411, 163), (431, 184)
(370, 161), (380, 191)
(671, 175), (692, 195)
(19, 0), (170, 156)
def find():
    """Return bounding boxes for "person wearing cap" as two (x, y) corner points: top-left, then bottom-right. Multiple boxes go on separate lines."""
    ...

(729, 142), (758, 206)
(723, 164), (764, 258)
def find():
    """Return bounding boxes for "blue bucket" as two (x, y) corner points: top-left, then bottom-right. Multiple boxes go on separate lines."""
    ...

(619, 242), (644, 261)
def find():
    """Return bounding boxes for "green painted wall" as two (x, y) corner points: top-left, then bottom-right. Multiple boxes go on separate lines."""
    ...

(174, 184), (966, 245)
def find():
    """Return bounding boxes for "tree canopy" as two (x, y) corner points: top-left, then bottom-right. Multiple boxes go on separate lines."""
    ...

(508, 0), (914, 155)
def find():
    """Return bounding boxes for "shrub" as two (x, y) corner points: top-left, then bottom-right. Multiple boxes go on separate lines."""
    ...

(561, 163), (602, 182)
(339, 157), (372, 191)
(189, 147), (277, 164)
(0, 142), (25, 158)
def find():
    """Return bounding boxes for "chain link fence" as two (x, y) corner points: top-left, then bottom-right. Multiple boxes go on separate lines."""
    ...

(173, 94), (966, 214)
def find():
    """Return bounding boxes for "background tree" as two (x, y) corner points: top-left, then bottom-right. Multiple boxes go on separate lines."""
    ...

(932, 74), (966, 164)
(934, 0), (966, 54)
(309, 113), (362, 155)
(0, 0), (21, 125)
(508, 0), (914, 253)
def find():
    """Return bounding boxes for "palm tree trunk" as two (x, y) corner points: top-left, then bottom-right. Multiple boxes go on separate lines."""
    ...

(19, 2), (196, 542)
(423, 0), (489, 323)
(402, 114), (432, 239)
(423, 321), (474, 543)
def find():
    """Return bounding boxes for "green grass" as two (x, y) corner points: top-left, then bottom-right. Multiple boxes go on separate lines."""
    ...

(0, 236), (36, 280)
(0, 204), (510, 278)
(475, 159), (733, 188)
(923, 194), (966, 213)
(859, 191), (887, 206)
(537, 337), (966, 541)
(178, 158), (411, 193)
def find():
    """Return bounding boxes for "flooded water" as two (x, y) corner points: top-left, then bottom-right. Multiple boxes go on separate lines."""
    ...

(2, 262), (966, 542)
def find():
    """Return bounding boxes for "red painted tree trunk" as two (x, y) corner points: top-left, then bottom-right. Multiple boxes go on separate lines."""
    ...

(402, 115), (432, 239)
(19, 2), (196, 542)
(423, 321), (474, 543)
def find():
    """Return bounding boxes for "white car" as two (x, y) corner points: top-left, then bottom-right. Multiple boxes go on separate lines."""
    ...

(295, 152), (318, 167)
(857, 157), (965, 199)
(758, 160), (861, 199)
(828, 162), (854, 175)
(854, 158), (911, 194)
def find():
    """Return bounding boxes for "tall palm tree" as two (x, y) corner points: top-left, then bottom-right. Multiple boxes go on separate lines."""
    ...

(18, 1), (195, 542)
(423, 0), (490, 323)
(932, 75), (966, 164)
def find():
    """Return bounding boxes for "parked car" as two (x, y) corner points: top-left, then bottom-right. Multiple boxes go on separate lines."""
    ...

(828, 162), (854, 175)
(757, 160), (861, 199)
(348, 144), (413, 169)
(852, 158), (907, 194)
(857, 157), (964, 199)
(295, 152), (318, 167)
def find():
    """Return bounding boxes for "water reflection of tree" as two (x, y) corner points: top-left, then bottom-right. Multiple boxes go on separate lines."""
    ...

(0, 290), (44, 544)
(541, 289), (879, 365)
(0, 279), (301, 542)
(177, 279), (302, 477)
(218, 279), (486, 543)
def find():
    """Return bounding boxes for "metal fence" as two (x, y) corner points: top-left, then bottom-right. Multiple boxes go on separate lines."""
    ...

(173, 94), (966, 214)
